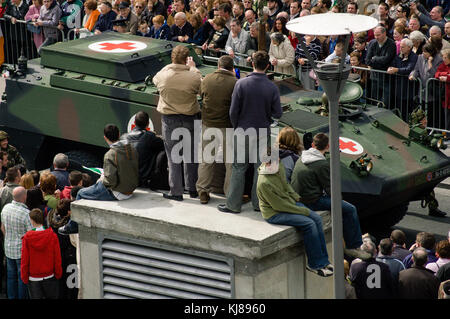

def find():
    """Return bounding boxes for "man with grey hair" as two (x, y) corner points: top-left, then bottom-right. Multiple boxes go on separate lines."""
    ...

(387, 37), (418, 119)
(276, 10), (289, 21)
(398, 247), (440, 299)
(429, 25), (450, 52)
(243, 9), (256, 31)
(1, 186), (32, 299)
(410, 2), (446, 34)
(246, 21), (270, 61)
(51, 153), (70, 191)
(349, 240), (395, 299)
(225, 18), (249, 66)
(170, 11), (194, 42)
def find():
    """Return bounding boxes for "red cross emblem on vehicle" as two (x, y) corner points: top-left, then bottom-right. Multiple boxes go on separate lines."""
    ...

(88, 40), (147, 53)
(339, 137), (363, 155)
(98, 42), (137, 51)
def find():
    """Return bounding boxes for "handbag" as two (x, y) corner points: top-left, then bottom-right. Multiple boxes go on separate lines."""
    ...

(27, 23), (41, 34)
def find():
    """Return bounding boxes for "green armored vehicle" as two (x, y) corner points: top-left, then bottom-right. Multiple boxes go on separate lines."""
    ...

(276, 79), (450, 226)
(0, 33), (207, 169)
(0, 32), (448, 227)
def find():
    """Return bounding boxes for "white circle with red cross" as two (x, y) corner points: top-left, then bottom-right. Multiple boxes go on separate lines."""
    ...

(127, 114), (155, 133)
(339, 137), (364, 155)
(88, 40), (147, 53)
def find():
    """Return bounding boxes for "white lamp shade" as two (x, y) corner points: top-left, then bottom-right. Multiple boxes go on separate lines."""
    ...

(286, 13), (379, 36)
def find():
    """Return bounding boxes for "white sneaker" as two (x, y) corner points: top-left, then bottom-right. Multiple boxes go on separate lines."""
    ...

(306, 265), (334, 277)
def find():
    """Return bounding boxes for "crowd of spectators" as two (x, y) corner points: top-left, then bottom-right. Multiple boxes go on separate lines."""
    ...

(346, 230), (450, 299)
(0, 138), (83, 298)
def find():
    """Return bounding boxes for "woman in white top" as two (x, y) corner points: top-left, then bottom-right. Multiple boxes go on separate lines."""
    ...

(269, 32), (295, 76)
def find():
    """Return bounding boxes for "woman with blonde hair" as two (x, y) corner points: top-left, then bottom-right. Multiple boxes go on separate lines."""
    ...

(277, 126), (303, 182)
(150, 14), (170, 39)
(20, 173), (34, 190)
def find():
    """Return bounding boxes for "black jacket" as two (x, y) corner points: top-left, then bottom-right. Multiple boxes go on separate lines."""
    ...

(206, 27), (229, 50)
(365, 37), (396, 71)
(349, 258), (395, 299)
(122, 128), (165, 187)
(170, 22), (194, 42)
(4, 1), (29, 20)
(398, 265), (440, 299)
(94, 10), (117, 32)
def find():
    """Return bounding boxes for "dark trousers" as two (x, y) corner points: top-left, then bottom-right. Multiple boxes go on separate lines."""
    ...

(28, 277), (59, 299)
(161, 114), (199, 196)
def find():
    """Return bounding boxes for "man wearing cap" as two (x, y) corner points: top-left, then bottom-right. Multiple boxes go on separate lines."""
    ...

(0, 131), (26, 169)
(112, 18), (128, 33)
(115, 1), (138, 35)
(93, 1), (117, 34)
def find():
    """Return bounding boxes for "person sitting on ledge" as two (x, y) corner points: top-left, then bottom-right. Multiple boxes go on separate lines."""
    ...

(76, 124), (139, 201)
(290, 132), (370, 261)
(257, 157), (334, 277)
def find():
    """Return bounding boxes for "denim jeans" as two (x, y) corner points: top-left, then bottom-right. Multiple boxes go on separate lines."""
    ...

(76, 180), (117, 201)
(267, 202), (330, 270)
(305, 195), (363, 249)
(226, 133), (269, 212)
(6, 258), (28, 299)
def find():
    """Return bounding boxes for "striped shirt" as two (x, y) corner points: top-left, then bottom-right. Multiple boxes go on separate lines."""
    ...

(1, 200), (32, 259)
(295, 36), (322, 71)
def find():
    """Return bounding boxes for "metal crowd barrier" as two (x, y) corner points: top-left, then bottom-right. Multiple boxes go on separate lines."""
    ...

(0, 17), (65, 64)
(314, 62), (423, 122)
(424, 77), (450, 133)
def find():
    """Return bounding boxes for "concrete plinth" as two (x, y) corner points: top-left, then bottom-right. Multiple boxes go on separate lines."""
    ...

(71, 189), (334, 299)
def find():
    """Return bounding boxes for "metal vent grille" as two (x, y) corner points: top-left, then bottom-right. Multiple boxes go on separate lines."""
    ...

(100, 237), (234, 299)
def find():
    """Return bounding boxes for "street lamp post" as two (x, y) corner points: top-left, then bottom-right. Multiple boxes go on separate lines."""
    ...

(286, 13), (378, 299)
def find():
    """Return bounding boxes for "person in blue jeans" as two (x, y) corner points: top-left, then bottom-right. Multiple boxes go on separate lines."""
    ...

(291, 132), (371, 261)
(1, 186), (32, 299)
(257, 159), (333, 277)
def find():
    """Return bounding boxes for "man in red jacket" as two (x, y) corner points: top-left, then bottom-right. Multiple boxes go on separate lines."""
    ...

(21, 208), (62, 299)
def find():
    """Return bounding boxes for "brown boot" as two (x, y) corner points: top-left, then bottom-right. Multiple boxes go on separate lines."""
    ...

(199, 192), (210, 204)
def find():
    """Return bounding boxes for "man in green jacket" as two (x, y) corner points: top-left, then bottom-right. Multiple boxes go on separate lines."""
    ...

(257, 160), (333, 277)
(290, 133), (370, 260)
(196, 55), (237, 204)
(76, 124), (139, 201)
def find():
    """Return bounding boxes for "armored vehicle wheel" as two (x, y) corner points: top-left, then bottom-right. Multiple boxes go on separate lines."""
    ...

(361, 204), (408, 231)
